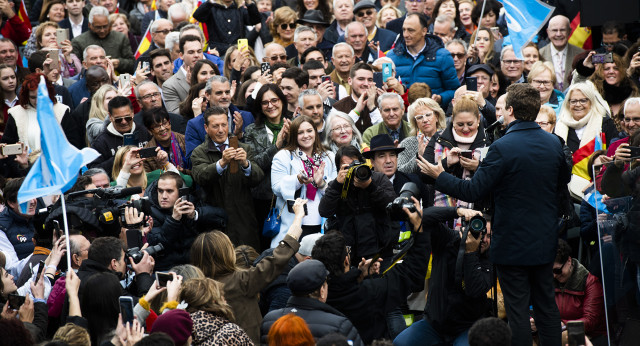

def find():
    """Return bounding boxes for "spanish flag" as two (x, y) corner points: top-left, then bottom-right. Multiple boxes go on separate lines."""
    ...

(17, 0), (32, 38)
(134, 24), (153, 59)
(190, 0), (209, 46)
(568, 12), (592, 50)
(572, 132), (605, 182)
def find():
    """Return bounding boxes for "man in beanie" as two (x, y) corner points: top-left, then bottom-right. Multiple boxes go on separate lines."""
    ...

(260, 260), (364, 346)
(150, 309), (193, 346)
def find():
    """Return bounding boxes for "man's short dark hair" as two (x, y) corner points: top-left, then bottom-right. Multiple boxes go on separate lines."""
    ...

(554, 239), (572, 264)
(505, 83), (540, 121)
(27, 50), (48, 72)
(3, 177), (24, 203)
(334, 145), (365, 169)
(468, 317), (511, 346)
(270, 62), (290, 74)
(602, 21), (625, 38)
(311, 230), (348, 277)
(204, 106), (228, 125)
(108, 96), (133, 114)
(300, 47), (325, 65)
(302, 59), (325, 73)
(349, 61), (373, 79)
(179, 34), (201, 53)
(281, 67), (308, 88)
(149, 48), (172, 65)
(88, 237), (126, 267)
(141, 107), (170, 130)
(158, 171), (184, 189)
(407, 12), (429, 30)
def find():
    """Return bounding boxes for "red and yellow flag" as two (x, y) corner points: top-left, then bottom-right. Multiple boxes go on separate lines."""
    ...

(572, 132), (605, 181)
(134, 25), (153, 59)
(17, 0), (33, 38)
(190, 0), (209, 46)
(568, 11), (592, 50)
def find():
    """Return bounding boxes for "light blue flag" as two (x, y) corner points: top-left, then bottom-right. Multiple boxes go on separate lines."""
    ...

(17, 77), (100, 210)
(499, 0), (555, 60)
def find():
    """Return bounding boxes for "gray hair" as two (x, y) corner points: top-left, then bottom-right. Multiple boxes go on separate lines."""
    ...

(332, 42), (354, 58)
(500, 45), (520, 61)
(165, 32), (180, 50)
(168, 3), (190, 20)
(205, 75), (230, 93)
(624, 97), (640, 115)
(294, 25), (317, 42)
(332, 0), (354, 9)
(345, 21), (368, 39)
(323, 110), (363, 150)
(435, 14), (455, 31)
(179, 24), (204, 41)
(82, 167), (109, 178)
(445, 39), (468, 53)
(377, 92), (404, 109)
(298, 89), (322, 109)
(134, 80), (160, 99)
(82, 45), (105, 61)
(89, 6), (109, 24)
(150, 18), (172, 34)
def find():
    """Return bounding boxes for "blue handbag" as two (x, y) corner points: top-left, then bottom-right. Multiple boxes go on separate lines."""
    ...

(262, 196), (283, 238)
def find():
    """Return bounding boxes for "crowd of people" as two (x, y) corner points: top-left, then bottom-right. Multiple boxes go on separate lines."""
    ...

(0, 0), (639, 345)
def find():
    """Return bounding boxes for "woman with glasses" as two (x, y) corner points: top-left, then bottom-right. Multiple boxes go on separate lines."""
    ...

(467, 27), (499, 67)
(86, 84), (118, 146)
(322, 110), (364, 154)
(398, 98), (447, 174)
(555, 81), (618, 198)
(535, 105), (558, 134)
(244, 84), (292, 236)
(271, 116), (337, 247)
(269, 7), (298, 47)
(528, 61), (565, 115)
(141, 107), (191, 177)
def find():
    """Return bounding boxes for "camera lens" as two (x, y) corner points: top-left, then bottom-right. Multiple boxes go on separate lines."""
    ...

(469, 217), (485, 231)
(354, 165), (371, 181)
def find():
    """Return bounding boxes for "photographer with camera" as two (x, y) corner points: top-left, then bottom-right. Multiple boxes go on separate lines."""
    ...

(394, 207), (494, 345)
(318, 145), (397, 264)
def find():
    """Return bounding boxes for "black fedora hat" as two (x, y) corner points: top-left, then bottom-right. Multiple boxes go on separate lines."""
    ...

(297, 10), (330, 27)
(363, 134), (405, 159)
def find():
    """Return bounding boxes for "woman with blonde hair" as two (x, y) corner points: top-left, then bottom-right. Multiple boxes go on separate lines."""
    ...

(111, 145), (182, 193)
(527, 61), (564, 114)
(269, 7), (298, 47)
(86, 84), (118, 145)
(376, 5), (402, 29)
(468, 27), (499, 66)
(223, 45), (259, 81)
(535, 105), (557, 134)
(398, 98), (447, 174)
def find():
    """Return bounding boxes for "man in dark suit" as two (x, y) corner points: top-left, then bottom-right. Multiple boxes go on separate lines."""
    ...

(58, 0), (88, 40)
(539, 15), (584, 91)
(324, 0), (354, 45)
(385, 0), (429, 35)
(420, 83), (570, 346)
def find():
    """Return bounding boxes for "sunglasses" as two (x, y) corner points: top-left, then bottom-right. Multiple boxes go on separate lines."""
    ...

(113, 116), (133, 124)
(356, 9), (374, 17)
(280, 23), (296, 30)
(552, 260), (567, 275)
(269, 54), (288, 61)
(450, 53), (466, 59)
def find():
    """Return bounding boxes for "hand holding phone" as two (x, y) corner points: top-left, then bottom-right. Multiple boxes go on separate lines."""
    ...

(119, 296), (135, 325)
(155, 272), (173, 288)
(8, 293), (26, 310)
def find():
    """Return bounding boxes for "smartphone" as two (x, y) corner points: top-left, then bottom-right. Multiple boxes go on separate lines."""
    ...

(627, 146), (640, 158)
(321, 75), (331, 84)
(142, 61), (150, 70)
(261, 62), (271, 74)
(35, 260), (46, 283)
(490, 26), (500, 38)
(53, 220), (62, 239)
(460, 150), (473, 159)
(119, 73), (131, 85)
(465, 77), (477, 92)
(138, 147), (157, 159)
(123, 133), (136, 146)
(8, 293), (26, 310)
(567, 321), (585, 346)
(155, 272), (173, 288)
(56, 28), (68, 46)
(286, 199), (308, 215)
(382, 63), (393, 82)
(178, 187), (190, 198)
(592, 52), (613, 64)
(49, 49), (59, 70)
(373, 72), (383, 88)
(125, 229), (142, 249)
(237, 38), (248, 52)
(119, 296), (135, 326)
(2, 143), (22, 156)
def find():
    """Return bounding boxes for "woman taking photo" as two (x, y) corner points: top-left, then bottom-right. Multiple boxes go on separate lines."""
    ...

(23, 0), (67, 58)
(86, 84), (118, 145)
(468, 27), (499, 67)
(398, 98), (447, 174)
(555, 81), (618, 198)
(190, 199), (307, 344)
(528, 61), (565, 114)
(223, 45), (260, 84)
(32, 21), (81, 78)
(244, 84), (291, 236)
(179, 82), (207, 120)
(190, 59), (220, 86)
(322, 111), (364, 154)
(272, 116), (337, 246)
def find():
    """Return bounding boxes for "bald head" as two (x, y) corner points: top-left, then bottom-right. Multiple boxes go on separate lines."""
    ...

(86, 66), (110, 94)
(547, 15), (571, 50)
(263, 43), (287, 65)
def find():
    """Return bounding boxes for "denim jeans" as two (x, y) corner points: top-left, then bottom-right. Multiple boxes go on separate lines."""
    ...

(393, 318), (469, 346)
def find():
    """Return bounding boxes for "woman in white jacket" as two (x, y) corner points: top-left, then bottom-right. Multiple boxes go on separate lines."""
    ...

(271, 115), (337, 247)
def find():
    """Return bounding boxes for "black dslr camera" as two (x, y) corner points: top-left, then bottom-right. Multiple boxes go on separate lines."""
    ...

(117, 197), (152, 225)
(464, 215), (487, 239)
(346, 160), (372, 181)
(126, 244), (164, 264)
(386, 183), (419, 221)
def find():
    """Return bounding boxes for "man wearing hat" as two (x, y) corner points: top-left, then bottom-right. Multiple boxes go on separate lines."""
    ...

(260, 259), (364, 346)
(349, 0), (399, 53)
(362, 93), (411, 145)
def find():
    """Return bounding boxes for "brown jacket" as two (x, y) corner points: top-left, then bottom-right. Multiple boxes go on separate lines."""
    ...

(216, 235), (300, 344)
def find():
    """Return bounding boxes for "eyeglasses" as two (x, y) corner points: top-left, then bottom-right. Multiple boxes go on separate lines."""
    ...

(531, 79), (553, 87)
(623, 117), (640, 123)
(356, 10), (374, 17)
(502, 59), (522, 65)
(140, 92), (161, 101)
(269, 54), (288, 62)
(552, 260), (567, 275)
(414, 112), (434, 122)
(113, 116), (133, 123)
(332, 124), (351, 133)
(535, 121), (551, 127)
(151, 119), (170, 131)
(154, 29), (171, 35)
(280, 23), (296, 30)
(450, 53), (466, 59)
(261, 98), (281, 106)
(569, 98), (589, 106)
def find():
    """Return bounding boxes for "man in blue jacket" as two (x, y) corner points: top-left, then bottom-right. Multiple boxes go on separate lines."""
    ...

(420, 83), (570, 346)
(386, 13), (459, 107)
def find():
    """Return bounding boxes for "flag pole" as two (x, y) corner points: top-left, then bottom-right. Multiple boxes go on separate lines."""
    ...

(59, 193), (72, 270)
(474, 0), (487, 46)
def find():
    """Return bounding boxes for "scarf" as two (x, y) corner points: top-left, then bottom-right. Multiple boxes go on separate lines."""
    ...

(297, 148), (322, 201)
(452, 129), (478, 145)
(159, 133), (185, 168)
(555, 109), (603, 148)
(265, 119), (284, 145)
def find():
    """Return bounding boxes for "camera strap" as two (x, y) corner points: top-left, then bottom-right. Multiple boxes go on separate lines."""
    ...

(454, 227), (470, 290)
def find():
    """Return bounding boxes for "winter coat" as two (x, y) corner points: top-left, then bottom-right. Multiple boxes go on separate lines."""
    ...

(190, 310), (253, 346)
(545, 89), (565, 115)
(0, 208), (35, 260)
(243, 122), (279, 200)
(71, 30), (135, 74)
(190, 136), (264, 250)
(386, 34), (460, 107)
(192, 1), (261, 53)
(261, 296), (364, 346)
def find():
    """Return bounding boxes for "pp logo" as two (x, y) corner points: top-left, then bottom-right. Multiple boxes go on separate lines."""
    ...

(16, 234), (28, 243)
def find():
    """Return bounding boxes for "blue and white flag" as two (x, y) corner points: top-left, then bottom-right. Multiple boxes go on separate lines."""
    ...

(499, 0), (555, 60)
(17, 77), (99, 210)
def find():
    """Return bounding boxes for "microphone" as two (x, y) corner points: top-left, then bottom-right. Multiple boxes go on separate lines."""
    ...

(485, 116), (504, 132)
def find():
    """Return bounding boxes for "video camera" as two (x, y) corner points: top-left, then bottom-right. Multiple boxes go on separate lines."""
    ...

(386, 183), (419, 221)
(126, 244), (164, 264)
(463, 214), (487, 239)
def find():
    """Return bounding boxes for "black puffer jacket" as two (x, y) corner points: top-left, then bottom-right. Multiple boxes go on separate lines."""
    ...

(260, 296), (364, 346)
(144, 180), (227, 271)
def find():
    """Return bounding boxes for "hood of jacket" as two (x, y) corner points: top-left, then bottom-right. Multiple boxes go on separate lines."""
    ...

(392, 34), (443, 60)
(106, 122), (137, 138)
